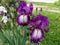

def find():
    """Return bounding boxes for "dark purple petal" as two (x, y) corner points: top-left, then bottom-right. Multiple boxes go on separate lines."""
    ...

(29, 3), (33, 12)
(29, 14), (49, 32)
(17, 1), (33, 15)
(20, 1), (27, 6)
(30, 29), (44, 43)
(29, 3), (33, 15)
(17, 1), (27, 13)
(23, 6), (30, 15)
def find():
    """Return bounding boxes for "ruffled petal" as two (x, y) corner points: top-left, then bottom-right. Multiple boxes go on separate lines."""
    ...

(16, 15), (29, 26)
(29, 14), (49, 31)
(30, 29), (44, 43)
(29, 3), (33, 15)
(23, 6), (30, 15)
(17, 1), (27, 13)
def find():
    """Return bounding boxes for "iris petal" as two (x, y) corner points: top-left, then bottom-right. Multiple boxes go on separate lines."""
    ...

(24, 15), (28, 22)
(16, 15), (29, 25)
(29, 14), (49, 32)
(29, 3), (33, 12)
(30, 29), (44, 43)
(17, 1), (33, 15)
(17, 1), (27, 13)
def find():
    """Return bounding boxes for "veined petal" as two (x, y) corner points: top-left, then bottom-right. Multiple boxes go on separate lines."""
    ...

(16, 15), (29, 25)
(29, 14), (49, 31)
(23, 6), (30, 15)
(30, 29), (44, 43)
(17, 1), (33, 15)
(17, 1), (27, 13)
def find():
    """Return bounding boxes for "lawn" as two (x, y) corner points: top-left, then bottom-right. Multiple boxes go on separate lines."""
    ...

(0, 10), (60, 45)
(32, 2), (60, 9)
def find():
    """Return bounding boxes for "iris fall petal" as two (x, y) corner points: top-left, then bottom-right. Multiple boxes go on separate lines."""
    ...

(30, 29), (44, 43)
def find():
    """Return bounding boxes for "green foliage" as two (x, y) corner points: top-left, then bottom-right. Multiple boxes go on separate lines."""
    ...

(32, 2), (60, 9)
(0, 0), (60, 45)
(0, 10), (60, 45)
(54, 0), (60, 6)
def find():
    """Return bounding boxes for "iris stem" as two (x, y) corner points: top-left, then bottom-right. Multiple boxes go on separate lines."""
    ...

(21, 26), (26, 45)
(34, 43), (38, 45)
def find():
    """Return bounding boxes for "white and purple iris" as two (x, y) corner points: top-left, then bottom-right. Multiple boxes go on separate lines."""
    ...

(30, 29), (44, 43)
(16, 0), (33, 25)
(0, 6), (8, 24)
(28, 14), (49, 43)
(0, 6), (7, 15)
(17, 0), (33, 15)
(17, 1), (27, 14)
(16, 0), (49, 43)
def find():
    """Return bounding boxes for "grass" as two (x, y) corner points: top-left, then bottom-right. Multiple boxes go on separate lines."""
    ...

(32, 2), (60, 9)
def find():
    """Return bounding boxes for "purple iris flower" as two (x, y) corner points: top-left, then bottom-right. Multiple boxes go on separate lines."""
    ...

(16, 15), (29, 26)
(17, 1), (33, 15)
(28, 14), (49, 43)
(17, 1), (27, 13)
(16, 1), (33, 25)
(29, 14), (49, 32)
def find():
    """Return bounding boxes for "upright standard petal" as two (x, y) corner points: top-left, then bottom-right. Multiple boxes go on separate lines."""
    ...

(29, 14), (49, 32)
(29, 3), (33, 12)
(17, 1), (33, 15)
(30, 29), (44, 43)
(17, 1), (27, 13)
(29, 3), (33, 15)
(23, 6), (30, 15)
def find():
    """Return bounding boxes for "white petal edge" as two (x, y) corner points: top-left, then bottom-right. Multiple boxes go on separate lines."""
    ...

(23, 15), (27, 23)
(19, 15), (24, 23)
(32, 29), (42, 38)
